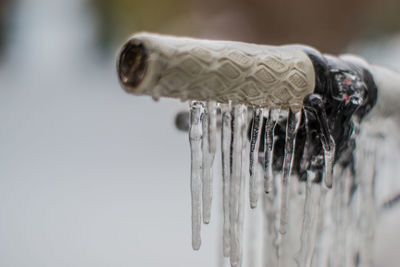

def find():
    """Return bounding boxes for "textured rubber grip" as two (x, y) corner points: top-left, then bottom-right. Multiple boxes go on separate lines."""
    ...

(117, 32), (316, 112)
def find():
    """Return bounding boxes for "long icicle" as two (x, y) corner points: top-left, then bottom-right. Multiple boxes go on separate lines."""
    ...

(249, 108), (263, 208)
(264, 110), (278, 194)
(202, 106), (213, 224)
(221, 104), (232, 257)
(238, 106), (248, 265)
(189, 101), (204, 250)
(230, 105), (246, 267)
(262, 172), (280, 267)
(296, 177), (313, 267)
(296, 172), (322, 267)
(312, 184), (329, 267)
(279, 109), (301, 235)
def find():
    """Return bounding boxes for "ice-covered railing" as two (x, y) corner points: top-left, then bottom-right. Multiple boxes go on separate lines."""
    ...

(117, 32), (400, 267)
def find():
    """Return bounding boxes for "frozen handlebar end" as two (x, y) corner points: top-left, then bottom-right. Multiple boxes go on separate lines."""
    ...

(117, 32), (316, 112)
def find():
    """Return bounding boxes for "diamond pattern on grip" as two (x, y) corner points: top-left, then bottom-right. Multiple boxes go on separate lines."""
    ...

(132, 34), (315, 112)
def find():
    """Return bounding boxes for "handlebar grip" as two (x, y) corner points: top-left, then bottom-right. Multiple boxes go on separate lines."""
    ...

(117, 32), (316, 112)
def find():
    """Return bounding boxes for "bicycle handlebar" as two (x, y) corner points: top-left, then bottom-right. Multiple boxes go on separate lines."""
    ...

(117, 32), (400, 118)
(117, 32), (315, 112)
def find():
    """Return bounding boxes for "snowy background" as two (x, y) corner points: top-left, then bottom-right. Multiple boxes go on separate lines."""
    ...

(0, 0), (400, 266)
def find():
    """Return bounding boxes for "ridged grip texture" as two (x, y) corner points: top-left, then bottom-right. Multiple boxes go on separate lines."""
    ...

(118, 32), (316, 112)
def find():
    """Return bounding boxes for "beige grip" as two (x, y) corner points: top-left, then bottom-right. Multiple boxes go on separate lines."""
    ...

(117, 32), (316, 112)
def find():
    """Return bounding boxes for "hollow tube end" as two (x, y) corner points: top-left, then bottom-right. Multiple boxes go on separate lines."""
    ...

(117, 39), (149, 93)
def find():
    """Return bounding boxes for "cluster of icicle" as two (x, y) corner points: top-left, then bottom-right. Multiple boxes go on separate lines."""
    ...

(188, 101), (376, 267)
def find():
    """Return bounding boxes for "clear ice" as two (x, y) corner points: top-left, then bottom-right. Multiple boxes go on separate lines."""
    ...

(202, 107), (213, 224)
(322, 136), (335, 188)
(296, 173), (322, 267)
(264, 110), (278, 194)
(249, 108), (263, 208)
(185, 101), (377, 267)
(229, 105), (247, 267)
(279, 110), (301, 235)
(189, 101), (204, 250)
(221, 104), (232, 257)
(208, 101), (218, 158)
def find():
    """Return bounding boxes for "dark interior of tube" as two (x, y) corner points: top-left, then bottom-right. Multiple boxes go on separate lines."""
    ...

(118, 42), (148, 89)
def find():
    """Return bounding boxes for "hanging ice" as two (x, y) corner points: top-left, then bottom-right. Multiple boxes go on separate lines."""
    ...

(279, 110), (301, 235)
(116, 32), (383, 267)
(229, 105), (247, 267)
(296, 173), (322, 267)
(249, 108), (263, 208)
(201, 101), (218, 224)
(322, 136), (335, 188)
(202, 107), (213, 224)
(264, 110), (278, 194)
(189, 101), (204, 250)
(183, 92), (374, 267)
(221, 104), (232, 257)
(262, 172), (280, 267)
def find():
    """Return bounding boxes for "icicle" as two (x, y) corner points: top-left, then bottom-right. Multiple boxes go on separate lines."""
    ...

(249, 108), (263, 208)
(264, 109), (278, 194)
(296, 173), (322, 267)
(238, 106), (248, 266)
(208, 101), (218, 158)
(202, 106), (213, 224)
(262, 173), (280, 267)
(322, 136), (335, 189)
(200, 101), (217, 224)
(279, 109), (301, 235)
(189, 101), (204, 250)
(331, 168), (348, 267)
(355, 133), (377, 267)
(221, 104), (232, 257)
(299, 112), (311, 174)
(229, 105), (246, 267)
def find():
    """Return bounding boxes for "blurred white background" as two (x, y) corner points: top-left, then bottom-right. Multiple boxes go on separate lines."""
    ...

(0, 0), (400, 266)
